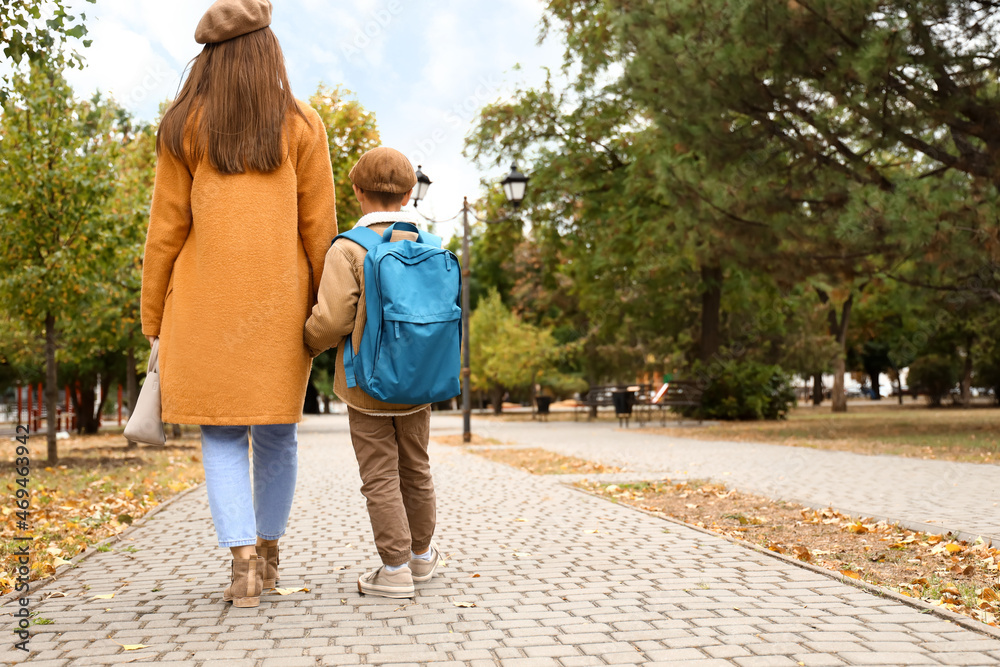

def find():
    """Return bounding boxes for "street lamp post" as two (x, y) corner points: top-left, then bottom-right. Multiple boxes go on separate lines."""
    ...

(411, 164), (529, 443)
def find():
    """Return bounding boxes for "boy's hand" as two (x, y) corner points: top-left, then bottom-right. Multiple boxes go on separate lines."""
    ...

(146, 335), (158, 346)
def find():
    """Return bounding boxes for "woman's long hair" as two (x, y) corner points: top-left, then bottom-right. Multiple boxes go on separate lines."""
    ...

(157, 27), (307, 174)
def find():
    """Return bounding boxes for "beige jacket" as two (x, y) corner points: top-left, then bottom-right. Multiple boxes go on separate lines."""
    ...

(304, 214), (429, 416)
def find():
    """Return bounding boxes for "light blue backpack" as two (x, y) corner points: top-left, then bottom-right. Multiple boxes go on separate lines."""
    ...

(338, 221), (462, 405)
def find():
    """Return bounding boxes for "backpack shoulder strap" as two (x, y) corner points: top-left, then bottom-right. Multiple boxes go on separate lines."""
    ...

(334, 226), (383, 252)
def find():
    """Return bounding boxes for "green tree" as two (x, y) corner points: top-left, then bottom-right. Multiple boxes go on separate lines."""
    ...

(0, 65), (120, 461)
(1, 0), (94, 100)
(56, 105), (156, 436)
(309, 84), (381, 230)
(605, 0), (1000, 409)
(469, 290), (562, 414)
(469, 0), (1000, 413)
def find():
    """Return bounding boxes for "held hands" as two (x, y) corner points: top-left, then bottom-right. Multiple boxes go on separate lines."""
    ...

(147, 336), (158, 346)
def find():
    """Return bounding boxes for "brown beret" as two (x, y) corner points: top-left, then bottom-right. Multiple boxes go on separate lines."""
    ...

(195, 0), (272, 44)
(349, 147), (418, 195)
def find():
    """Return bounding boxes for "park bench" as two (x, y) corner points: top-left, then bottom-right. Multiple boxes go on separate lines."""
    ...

(634, 381), (703, 427)
(576, 381), (704, 427)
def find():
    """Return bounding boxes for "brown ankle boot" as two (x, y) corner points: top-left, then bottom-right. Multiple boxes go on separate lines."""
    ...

(223, 556), (264, 607)
(256, 540), (279, 589)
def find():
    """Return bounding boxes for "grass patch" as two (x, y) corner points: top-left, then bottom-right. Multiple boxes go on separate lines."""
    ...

(577, 477), (1000, 628)
(1, 433), (204, 595)
(472, 447), (623, 475)
(648, 404), (1000, 463)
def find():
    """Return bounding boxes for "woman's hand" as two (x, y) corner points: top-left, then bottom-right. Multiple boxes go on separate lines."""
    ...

(147, 335), (158, 346)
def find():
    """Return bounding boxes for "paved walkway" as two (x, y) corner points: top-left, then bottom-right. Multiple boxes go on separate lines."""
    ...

(469, 418), (1000, 544)
(3, 415), (1000, 666)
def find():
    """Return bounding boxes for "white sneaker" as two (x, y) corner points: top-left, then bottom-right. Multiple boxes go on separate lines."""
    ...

(409, 545), (440, 583)
(357, 565), (415, 598)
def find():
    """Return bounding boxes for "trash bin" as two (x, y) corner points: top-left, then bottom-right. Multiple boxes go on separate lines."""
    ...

(612, 390), (635, 427)
(611, 390), (634, 416)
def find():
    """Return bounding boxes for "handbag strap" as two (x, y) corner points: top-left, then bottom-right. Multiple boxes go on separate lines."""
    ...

(148, 339), (160, 375)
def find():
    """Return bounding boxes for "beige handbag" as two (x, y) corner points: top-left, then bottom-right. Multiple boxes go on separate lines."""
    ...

(123, 339), (166, 446)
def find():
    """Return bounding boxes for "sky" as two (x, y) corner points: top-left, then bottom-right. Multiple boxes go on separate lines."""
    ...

(63, 0), (565, 239)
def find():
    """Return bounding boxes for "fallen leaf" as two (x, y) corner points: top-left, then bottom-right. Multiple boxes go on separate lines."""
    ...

(946, 544), (964, 555)
(45, 546), (63, 556)
(839, 569), (861, 580)
(513, 553), (531, 558)
(515, 518), (527, 522)
(91, 593), (114, 600)
(472, 574), (481, 578)
(273, 587), (309, 595)
(584, 529), (599, 534)
(52, 557), (72, 568)
(121, 644), (148, 651)
(453, 601), (477, 608)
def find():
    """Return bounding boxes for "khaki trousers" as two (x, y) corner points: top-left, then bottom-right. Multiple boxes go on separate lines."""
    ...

(347, 406), (436, 566)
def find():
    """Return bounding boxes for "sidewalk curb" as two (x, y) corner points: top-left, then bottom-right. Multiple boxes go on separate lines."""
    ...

(567, 483), (1000, 642)
(0, 482), (205, 609)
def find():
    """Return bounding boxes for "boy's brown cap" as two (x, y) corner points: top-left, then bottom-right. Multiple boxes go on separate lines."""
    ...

(349, 147), (417, 194)
(195, 0), (273, 44)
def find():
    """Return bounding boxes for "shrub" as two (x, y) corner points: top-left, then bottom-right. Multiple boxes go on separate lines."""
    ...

(681, 360), (796, 421)
(973, 353), (1000, 404)
(906, 354), (960, 407)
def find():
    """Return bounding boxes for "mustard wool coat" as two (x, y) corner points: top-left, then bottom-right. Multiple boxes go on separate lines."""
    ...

(140, 101), (337, 425)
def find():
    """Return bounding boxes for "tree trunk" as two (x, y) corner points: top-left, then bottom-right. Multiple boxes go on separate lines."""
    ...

(816, 290), (854, 414)
(891, 368), (904, 405)
(45, 313), (59, 465)
(171, 423), (182, 439)
(959, 334), (974, 407)
(73, 374), (110, 435)
(530, 373), (538, 420)
(89, 373), (112, 435)
(831, 355), (848, 413)
(700, 264), (723, 362)
(490, 387), (504, 415)
(811, 373), (824, 406)
(72, 382), (96, 435)
(125, 348), (139, 411)
(125, 347), (139, 449)
(870, 371), (881, 400)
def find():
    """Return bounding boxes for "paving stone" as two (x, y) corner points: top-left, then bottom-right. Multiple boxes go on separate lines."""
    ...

(2, 415), (999, 666)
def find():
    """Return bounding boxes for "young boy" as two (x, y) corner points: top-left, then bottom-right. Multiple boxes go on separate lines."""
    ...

(304, 147), (440, 598)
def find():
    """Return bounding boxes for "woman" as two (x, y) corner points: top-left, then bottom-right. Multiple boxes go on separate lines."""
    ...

(140, 0), (337, 608)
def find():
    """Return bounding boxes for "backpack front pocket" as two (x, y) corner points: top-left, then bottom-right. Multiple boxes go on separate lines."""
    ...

(371, 307), (462, 404)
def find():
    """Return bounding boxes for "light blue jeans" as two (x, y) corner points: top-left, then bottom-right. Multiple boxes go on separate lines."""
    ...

(199, 424), (298, 548)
